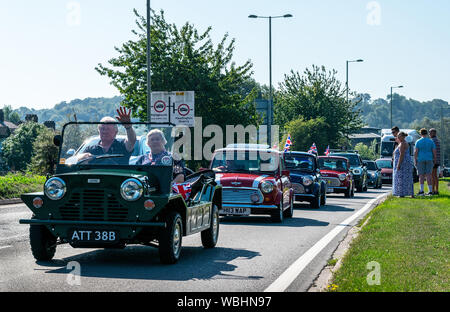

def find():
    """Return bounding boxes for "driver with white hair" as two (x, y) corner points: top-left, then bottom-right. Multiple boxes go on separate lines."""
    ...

(76, 106), (136, 164)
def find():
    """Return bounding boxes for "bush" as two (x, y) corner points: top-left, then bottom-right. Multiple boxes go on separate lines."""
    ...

(0, 173), (45, 199)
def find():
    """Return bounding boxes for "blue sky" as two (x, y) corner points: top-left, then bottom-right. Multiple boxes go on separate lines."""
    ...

(1, 0), (449, 110)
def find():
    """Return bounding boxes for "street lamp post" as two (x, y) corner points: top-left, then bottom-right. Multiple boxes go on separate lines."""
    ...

(249, 14), (292, 146)
(346, 59), (364, 106)
(146, 0), (152, 122)
(390, 85), (404, 129)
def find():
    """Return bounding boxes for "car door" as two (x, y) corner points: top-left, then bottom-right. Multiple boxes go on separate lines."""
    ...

(280, 154), (291, 209)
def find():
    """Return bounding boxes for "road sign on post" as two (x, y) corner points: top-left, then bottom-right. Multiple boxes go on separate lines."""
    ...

(150, 91), (195, 127)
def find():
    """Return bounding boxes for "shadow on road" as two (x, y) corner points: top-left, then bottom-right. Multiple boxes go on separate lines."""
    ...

(38, 246), (263, 281)
(293, 202), (355, 212)
(220, 216), (329, 227)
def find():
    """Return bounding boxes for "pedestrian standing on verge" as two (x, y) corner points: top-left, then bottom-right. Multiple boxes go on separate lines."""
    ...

(392, 132), (414, 197)
(429, 128), (441, 195)
(414, 128), (437, 196)
(390, 126), (400, 162)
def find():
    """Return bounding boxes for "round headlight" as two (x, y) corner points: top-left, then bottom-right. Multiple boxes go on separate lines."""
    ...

(44, 177), (66, 200)
(338, 173), (347, 181)
(120, 178), (143, 201)
(302, 176), (313, 186)
(353, 168), (361, 175)
(260, 181), (274, 194)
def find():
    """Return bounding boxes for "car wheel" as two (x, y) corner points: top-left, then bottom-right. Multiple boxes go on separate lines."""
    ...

(29, 218), (57, 261)
(159, 211), (183, 264)
(310, 193), (321, 209)
(284, 198), (293, 218)
(271, 204), (284, 223)
(201, 204), (219, 248)
(345, 187), (352, 198)
(320, 191), (326, 206)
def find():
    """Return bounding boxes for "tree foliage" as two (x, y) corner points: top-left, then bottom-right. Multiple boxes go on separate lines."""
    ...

(281, 117), (330, 154)
(1, 122), (46, 171)
(274, 65), (364, 148)
(95, 9), (259, 128)
(28, 127), (59, 175)
(1, 105), (20, 124)
(355, 141), (376, 160)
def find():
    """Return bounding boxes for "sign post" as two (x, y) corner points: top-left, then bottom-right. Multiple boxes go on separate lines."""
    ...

(150, 91), (195, 127)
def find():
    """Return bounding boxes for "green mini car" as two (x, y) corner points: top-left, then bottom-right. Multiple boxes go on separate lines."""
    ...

(19, 122), (222, 264)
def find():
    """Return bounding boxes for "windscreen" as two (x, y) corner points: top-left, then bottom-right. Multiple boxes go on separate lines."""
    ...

(330, 154), (359, 167)
(376, 159), (393, 169)
(211, 150), (279, 173)
(318, 158), (348, 171)
(366, 162), (378, 170)
(60, 123), (175, 166)
(284, 154), (316, 172)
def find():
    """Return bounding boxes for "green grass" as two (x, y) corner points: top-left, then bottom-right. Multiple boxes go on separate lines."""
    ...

(0, 173), (46, 200)
(329, 178), (450, 292)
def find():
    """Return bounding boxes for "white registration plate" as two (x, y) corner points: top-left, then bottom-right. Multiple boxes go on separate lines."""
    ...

(327, 188), (334, 193)
(69, 230), (118, 242)
(219, 207), (251, 215)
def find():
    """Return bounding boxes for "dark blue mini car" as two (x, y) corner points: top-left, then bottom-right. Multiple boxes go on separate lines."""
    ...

(284, 152), (327, 208)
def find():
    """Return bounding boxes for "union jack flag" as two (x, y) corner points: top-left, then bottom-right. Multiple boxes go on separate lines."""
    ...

(308, 143), (317, 154)
(284, 134), (292, 152)
(324, 145), (330, 156)
(172, 182), (192, 200)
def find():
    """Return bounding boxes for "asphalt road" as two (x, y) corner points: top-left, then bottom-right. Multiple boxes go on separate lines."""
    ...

(0, 187), (390, 292)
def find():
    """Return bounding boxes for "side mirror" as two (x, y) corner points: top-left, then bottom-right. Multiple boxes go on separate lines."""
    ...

(282, 170), (290, 177)
(53, 135), (62, 147)
(66, 149), (75, 157)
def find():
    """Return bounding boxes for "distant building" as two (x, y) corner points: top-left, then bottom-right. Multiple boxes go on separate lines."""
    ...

(349, 126), (381, 146)
(0, 109), (18, 139)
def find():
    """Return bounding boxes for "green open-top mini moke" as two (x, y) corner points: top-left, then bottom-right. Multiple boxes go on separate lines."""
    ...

(19, 122), (221, 264)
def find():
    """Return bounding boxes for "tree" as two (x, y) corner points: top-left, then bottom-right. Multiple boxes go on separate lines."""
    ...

(96, 9), (259, 129)
(274, 65), (364, 148)
(354, 142), (376, 160)
(1, 122), (46, 171)
(281, 117), (331, 154)
(28, 127), (59, 175)
(1, 105), (20, 124)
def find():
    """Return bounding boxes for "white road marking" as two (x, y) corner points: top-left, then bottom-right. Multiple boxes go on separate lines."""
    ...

(264, 192), (389, 292)
(0, 245), (12, 250)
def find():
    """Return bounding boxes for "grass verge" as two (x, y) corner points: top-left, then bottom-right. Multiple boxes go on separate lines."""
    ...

(329, 178), (450, 292)
(0, 173), (45, 200)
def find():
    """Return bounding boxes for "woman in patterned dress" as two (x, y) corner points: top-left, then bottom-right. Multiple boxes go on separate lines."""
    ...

(392, 132), (414, 197)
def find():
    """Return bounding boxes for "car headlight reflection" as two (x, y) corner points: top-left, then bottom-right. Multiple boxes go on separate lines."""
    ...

(260, 181), (274, 194)
(302, 176), (313, 186)
(44, 177), (66, 200)
(120, 178), (143, 201)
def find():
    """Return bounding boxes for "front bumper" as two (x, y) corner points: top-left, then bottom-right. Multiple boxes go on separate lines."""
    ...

(19, 219), (166, 227)
(219, 203), (279, 216)
(325, 186), (348, 193)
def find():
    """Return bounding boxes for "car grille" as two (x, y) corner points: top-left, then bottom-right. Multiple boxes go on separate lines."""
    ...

(222, 187), (263, 204)
(323, 177), (341, 187)
(292, 183), (305, 194)
(59, 189), (129, 221)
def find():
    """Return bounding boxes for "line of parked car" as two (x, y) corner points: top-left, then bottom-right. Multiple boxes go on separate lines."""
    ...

(18, 122), (392, 265)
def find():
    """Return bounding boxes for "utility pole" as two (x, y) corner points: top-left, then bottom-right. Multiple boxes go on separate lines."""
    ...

(146, 0), (151, 122)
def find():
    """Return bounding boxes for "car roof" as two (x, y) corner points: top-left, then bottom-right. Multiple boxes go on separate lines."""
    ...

(284, 151), (317, 157)
(318, 156), (349, 160)
(214, 147), (282, 154)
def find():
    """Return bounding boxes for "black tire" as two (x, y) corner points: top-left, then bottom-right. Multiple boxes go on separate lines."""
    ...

(284, 198), (293, 218)
(310, 193), (321, 209)
(320, 191), (326, 206)
(345, 187), (352, 198)
(159, 211), (183, 264)
(29, 222), (57, 261)
(351, 186), (355, 197)
(271, 204), (284, 223)
(201, 204), (219, 248)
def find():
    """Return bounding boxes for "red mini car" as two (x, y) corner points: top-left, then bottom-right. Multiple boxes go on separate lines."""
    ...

(376, 158), (393, 185)
(209, 144), (293, 223)
(318, 156), (355, 198)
